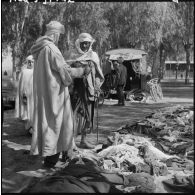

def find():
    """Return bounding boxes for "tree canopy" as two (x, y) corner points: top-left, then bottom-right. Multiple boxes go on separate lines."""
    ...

(1, 1), (194, 80)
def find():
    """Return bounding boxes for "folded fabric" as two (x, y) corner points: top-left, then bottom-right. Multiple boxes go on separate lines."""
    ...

(125, 172), (156, 193)
(162, 175), (194, 193)
(22, 158), (156, 193)
(165, 157), (194, 171)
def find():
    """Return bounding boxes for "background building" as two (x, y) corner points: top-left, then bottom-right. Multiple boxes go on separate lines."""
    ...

(164, 60), (194, 79)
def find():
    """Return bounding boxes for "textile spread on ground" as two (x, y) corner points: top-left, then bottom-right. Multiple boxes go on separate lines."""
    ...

(22, 105), (194, 193)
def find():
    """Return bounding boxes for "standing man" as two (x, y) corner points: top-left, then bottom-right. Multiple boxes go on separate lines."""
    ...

(69, 33), (104, 149)
(113, 57), (127, 106)
(15, 55), (34, 134)
(30, 21), (89, 168)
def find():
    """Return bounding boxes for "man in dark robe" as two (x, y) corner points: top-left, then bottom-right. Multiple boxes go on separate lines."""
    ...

(113, 57), (127, 106)
(69, 33), (104, 149)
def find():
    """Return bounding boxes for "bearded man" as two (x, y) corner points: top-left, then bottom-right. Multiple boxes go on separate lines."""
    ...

(69, 33), (104, 149)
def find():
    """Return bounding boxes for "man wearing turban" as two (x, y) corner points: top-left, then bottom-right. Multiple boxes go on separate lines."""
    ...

(30, 21), (90, 168)
(15, 55), (34, 134)
(69, 33), (104, 149)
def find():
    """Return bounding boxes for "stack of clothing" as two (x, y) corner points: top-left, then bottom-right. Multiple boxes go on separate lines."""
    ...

(116, 105), (194, 160)
(22, 157), (156, 193)
(21, 105), (194, 193)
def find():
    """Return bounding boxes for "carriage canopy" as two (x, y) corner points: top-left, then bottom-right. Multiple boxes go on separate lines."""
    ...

(105, 48), (147, 61)
(102, 48), (149, 91)
(103, 48), (148, 76)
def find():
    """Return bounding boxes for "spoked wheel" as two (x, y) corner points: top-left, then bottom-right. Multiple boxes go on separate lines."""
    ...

(98, 92), (105, 106)
(94, 90), (105, 107)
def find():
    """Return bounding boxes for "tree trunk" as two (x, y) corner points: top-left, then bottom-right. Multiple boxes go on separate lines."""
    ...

(175, 64), (178, 79)
(184, 43), (191, 84)
(67, 29), (70, 51)
(159, 43), (165, 79)
(161, 50), (166, 79)
(21, 4), (29, 36)
(152, 48), (160, 78)
(11, 46), (16, 80)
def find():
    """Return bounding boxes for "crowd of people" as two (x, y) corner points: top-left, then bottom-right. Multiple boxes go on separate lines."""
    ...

(15, 20), (128, 169)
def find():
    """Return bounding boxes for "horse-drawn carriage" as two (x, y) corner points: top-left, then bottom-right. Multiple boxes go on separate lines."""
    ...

(100, 48), (151, 102)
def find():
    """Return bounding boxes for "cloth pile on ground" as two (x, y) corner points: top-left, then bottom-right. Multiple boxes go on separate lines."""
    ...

(22, 157), (156, 193)
(20, 105), (193, 193)
(116, 105), (194, 160)
(108, 105), (194, 192)
(96, 133), (173, 177)
(162, 174), (194, 193)
(98, 143), (145, 173)
(125, 88), (147, 103)
(96, 134), (193, 192)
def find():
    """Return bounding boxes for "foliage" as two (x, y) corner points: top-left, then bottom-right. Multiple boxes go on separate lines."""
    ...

(1, 2), (194, 79)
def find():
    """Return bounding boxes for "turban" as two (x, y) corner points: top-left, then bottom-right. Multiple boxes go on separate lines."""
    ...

(75, 33), (95, 54)
(78, 33), (95, 43)
(45, 21), (65, 35)
(26, 55), (34, 62)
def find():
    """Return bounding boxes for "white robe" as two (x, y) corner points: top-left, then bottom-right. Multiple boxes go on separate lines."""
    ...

(15, 68), (34, 130)
(30, 36), (74, 157)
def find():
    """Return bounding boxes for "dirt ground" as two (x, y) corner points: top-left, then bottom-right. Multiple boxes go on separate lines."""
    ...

(1, 86), (193, 193)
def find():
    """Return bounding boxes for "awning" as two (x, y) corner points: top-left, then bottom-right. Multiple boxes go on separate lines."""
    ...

(105, 48), (147, 61)
(103, 48), (148, 76)
(109, 53), (143, 61)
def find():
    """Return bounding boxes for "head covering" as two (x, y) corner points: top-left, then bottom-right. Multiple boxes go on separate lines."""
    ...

(78, 33), (95, 43)
(26, 55), (34, 62)
(75, 33), (95, 54)
(45, 21), (65, 36)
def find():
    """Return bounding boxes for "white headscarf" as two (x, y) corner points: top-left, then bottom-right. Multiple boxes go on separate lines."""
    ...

(74, 33), (104, 87)
(45, 21), (65, 36)
(75, 33), (95, 54)
(26, 55), (34, 62)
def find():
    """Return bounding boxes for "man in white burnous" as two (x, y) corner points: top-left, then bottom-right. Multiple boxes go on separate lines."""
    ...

(15, 55), (34, 134)
(30, 21), (91, 168)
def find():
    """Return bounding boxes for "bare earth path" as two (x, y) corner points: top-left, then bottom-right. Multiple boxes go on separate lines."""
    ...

(1, 86), (193, 193)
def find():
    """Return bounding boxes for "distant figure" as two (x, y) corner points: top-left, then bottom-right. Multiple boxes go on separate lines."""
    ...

(180, 73), (183, 79)
(15, 55), (34, 134)
(3, 70), (8, 76)
(113, 57), (127, 106)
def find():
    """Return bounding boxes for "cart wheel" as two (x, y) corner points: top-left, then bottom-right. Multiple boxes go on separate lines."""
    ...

(94, 91), (104, 107)
(103, 91), (110, 99)
(98, 92), (105, 105)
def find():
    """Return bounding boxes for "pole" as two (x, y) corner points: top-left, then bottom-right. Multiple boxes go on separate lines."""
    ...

(96, 92), (99, 143)
(176, 63), (178, 79)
